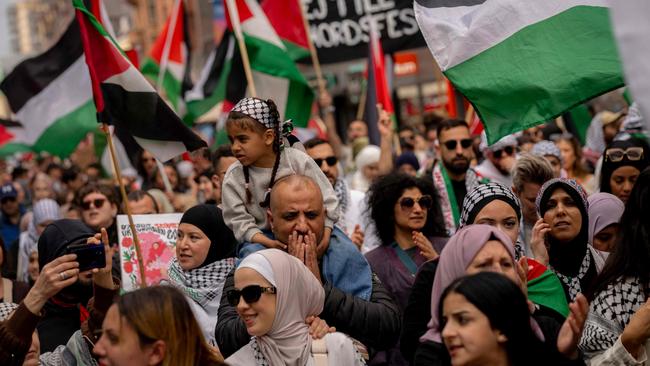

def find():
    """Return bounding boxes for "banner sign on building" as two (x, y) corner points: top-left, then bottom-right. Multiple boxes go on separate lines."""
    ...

(306, 0), (425, 63)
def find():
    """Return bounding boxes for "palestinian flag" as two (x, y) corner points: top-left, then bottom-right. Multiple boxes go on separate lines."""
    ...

(364, 24), (394, 146)
(225, 0), (314, 127)
(73, 0), (206, 162)
(414, 0), (625, 144)
(0, 20), (98, 157)
(261, 0), (310, 61)
(141, 0), (192, 114)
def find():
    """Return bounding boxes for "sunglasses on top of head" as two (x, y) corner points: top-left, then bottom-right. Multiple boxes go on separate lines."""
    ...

(605, 147), (644, 162)
(313, 156), (338, 167)
(442, 139), (473, 150)
(492, 146), (515, 159)
(227, 285), (277, 306)
(399, 195), (433, 210)
(81, 198), (106, 211)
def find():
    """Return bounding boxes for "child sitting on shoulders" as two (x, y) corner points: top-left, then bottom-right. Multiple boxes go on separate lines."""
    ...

(221, 97), (339, 255)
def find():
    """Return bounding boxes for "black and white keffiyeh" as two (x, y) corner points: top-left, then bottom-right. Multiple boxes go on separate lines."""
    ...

(231, 97), (294, 141)
(0, 302), (18, 321)
(550, 246), (591, 301)
(251, 337), (270, 366)
(333, 178), (350, 229)
(459, 182), (522, 228)
(167, 257), (234, 308)
(580, 276), (648, 358)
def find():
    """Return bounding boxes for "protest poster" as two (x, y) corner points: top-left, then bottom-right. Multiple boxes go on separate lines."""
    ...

(118, 213), (182, 291)
(305, 0), (426, 63)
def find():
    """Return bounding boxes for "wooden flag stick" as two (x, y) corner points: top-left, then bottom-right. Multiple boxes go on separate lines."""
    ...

(297, 0), (325, 93)
(226, 0), (257, 97)
(102, 123), (147, 288)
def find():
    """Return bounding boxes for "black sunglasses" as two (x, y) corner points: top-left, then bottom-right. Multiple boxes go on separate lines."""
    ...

(493, 146), (515, 159)
(81, 198), (106, 210)
(442, 139), (473, 150)
(313, 156), (338, 167)
(0, 196), (16, 204)
(399, 195), (433, 210)
(227, 285), (277, 306)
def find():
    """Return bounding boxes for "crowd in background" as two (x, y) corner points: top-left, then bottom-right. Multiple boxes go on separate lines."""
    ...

(0, 90), (649, 366)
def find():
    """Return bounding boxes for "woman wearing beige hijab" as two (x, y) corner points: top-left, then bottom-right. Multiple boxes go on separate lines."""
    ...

(225, 249), (365, 365)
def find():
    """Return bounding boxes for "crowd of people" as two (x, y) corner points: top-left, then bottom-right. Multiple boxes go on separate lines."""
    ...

(0, 92), (649, 366)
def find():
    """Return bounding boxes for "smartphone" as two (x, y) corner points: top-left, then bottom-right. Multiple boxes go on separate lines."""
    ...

(65, 242), (106, 272)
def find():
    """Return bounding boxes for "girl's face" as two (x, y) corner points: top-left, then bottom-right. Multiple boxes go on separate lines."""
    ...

(473, 200), (519, 246)
(556, 140), (575, 171)
(176, 223), (211, 270)
(466, 240), (517, 284)
(609, 166), (640, 204)
(393, 187), (428, 233)
(234, 268), (277, 337)
(543, 188), (582, 243)
(164, 166), (179, 188)
(593, 224), (619, 252)
(197, 176), (215, 201)
(441, 292), (508, 366)
(545, 155), (562, 178)
(227, 123), (275, 167)
(94, 305), (164, 366)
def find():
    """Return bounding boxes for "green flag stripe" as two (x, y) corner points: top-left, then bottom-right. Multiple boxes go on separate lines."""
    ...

(445, 6), (624, 144)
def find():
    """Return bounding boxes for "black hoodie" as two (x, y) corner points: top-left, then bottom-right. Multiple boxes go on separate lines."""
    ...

(36, 219), (95, 353)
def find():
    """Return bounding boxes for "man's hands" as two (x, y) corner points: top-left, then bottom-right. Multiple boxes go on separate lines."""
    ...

(288, 230), (322, 283)
(252, 232), (288, 250)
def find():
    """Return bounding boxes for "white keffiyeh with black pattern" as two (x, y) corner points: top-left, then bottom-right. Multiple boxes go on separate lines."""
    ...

(549, 247), (592, 301)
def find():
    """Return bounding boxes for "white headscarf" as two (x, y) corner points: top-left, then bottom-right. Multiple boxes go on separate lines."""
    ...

(227, 250), (363, 366)
(351, 145), (380, 192)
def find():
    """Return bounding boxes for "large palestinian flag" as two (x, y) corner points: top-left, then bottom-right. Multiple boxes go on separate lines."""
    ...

(414, 0), (625, 144)
(141, 0), (192, 114)
(0, 20), (98, 157)
(73, 0), (206, 162)
(186, 0), (313, 129)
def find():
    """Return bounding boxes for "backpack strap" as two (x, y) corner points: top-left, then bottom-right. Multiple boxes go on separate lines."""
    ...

(311, 338), (328, 366)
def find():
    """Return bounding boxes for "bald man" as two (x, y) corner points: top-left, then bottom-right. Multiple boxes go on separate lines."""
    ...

(216, 175), (400, 358)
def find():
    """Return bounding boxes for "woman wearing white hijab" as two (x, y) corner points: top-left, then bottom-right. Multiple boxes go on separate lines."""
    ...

(226, 249), (365, 365)
(350, 145), (381, 192)
(16, 198), (61, 283)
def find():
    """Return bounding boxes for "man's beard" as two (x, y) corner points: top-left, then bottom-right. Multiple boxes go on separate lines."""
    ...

(444, 157), (470, 176)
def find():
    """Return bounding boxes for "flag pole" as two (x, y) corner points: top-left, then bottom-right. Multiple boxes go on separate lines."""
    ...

(101, 123), (147, 288)
(297, 0), (325, 93)
(225, 0), (257, 97)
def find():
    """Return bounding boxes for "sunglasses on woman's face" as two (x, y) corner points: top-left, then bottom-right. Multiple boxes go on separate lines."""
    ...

(442, 138), (473, 150)
(313, 156), (338, 167)
(492, 146), (515, 159)
(605, 147), (644, 162)
(81, 198), (106, 211)
(227, 285), (277, 306)
(399, 195), (433, 210)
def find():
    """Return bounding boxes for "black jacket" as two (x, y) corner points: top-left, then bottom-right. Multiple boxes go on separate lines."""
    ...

(215, 269), (402, 358)
(401, 259), (438, 363)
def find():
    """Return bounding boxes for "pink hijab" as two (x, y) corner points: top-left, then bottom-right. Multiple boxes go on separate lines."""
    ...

(587, 192), (624, 244)
(420, 224), (517, 343)
(239, 249), (325, 365)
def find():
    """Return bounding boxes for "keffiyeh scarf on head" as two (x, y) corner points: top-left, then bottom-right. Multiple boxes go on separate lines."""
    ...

(231, 97), (295, 148)
(458, 182), (525, 258)
(432, 163), (483, 235)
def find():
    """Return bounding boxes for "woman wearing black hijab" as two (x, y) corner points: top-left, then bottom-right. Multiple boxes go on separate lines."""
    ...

(535, 178), (598, 302)
(167, 204), (238, 346)
(599, 137), (650, 204)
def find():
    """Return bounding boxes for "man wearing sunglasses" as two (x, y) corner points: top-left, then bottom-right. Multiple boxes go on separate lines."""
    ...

(432, 120), (486, 235)
(216, 175), (400, 358)
(304, 138), (365, 248)
(476, 132), (518, 187)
